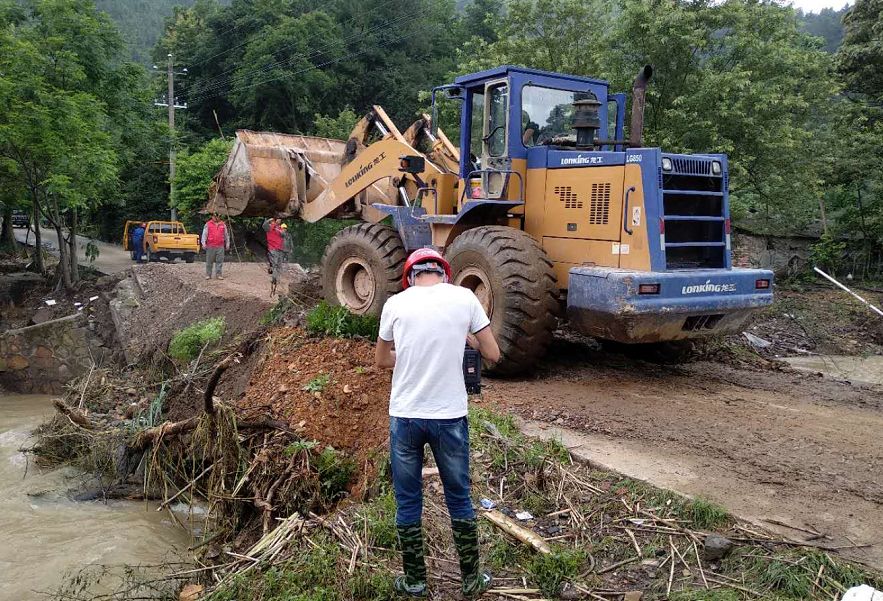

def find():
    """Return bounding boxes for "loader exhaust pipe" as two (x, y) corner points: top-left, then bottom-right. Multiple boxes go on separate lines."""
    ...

(629, 65), (653, 148)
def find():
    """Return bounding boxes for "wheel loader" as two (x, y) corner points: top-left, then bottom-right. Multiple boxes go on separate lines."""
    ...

(207, 65), (774, 374)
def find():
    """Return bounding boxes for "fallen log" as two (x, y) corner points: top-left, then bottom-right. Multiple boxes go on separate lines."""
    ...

(132, 416), (294, 450)
(482, 510), (551, 554)
(205, 353), (240, 415)
(52, 399), (94, 429)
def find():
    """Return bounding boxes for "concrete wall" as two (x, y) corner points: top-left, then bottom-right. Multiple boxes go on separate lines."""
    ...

(0, 313), (109, 394)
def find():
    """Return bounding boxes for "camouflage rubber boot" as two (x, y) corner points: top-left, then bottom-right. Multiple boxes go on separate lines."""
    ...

(395, 523), (427, 597)
(451, 518), (492, 597)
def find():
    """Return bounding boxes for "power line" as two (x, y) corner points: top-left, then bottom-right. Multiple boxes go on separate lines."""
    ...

(187, 11), (418, 102)
(189, 22), (434, 105)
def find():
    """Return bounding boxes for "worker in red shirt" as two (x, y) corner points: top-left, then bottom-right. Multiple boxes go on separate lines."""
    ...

(201, 214), (230, 280)
(263, 218), (288, 292)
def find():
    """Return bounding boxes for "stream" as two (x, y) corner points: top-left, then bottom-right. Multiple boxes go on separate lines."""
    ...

(0, 394), (190, 600)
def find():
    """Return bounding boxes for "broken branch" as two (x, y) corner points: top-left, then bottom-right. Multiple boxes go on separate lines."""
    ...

(482, 510), (551, 554)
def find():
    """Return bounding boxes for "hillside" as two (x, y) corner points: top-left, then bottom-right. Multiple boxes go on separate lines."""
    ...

(797, 5), (849, 53)
(94, 0), (229, 63)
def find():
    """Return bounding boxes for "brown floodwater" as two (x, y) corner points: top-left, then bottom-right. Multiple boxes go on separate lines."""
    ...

(0, 394), (190, 600)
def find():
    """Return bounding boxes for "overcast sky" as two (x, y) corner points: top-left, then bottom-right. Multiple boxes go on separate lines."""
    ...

(788, 0), (853, 12)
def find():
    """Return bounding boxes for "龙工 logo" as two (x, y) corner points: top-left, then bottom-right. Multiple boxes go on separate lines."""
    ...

(681, 280), (737, 295)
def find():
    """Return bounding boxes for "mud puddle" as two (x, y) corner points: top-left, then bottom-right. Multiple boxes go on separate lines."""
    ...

(0, 394), (189, 599)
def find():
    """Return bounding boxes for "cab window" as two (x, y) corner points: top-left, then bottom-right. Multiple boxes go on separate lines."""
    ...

(469, 90), (485, 163)
(485, 82), (508, 157)
(521, 85), (599, 147)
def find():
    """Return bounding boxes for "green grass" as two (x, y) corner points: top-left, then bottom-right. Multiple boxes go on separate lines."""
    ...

(316, 446), (356, 503)
(260, 296), (295, 325)
(306, 301), (379, 340)
(732, 548), (883, 600)
(353, 489), (398, 549)
(303, 373), (331, 393)
(168, 317), (225, 363)
(526, 548), (588, 597)
(687, 497), (730, 530)
(205, 535), (343, 601)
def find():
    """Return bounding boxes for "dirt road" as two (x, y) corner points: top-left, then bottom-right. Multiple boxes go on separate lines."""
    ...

(14, 226), (134, 275)
(483, 339), (883, 569)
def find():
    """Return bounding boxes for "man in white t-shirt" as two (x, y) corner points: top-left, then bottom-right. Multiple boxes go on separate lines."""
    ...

(376, 248), (500, 598)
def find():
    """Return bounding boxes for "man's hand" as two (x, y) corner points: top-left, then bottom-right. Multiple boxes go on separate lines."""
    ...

(472, 327), (500, 363)
(466, 333), (480, 351)
(375, 338), (396, 368)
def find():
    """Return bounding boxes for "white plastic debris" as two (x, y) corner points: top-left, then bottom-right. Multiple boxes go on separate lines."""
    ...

(515, 511), (533, 521)
(74, 302), (82, 307)
(89, 295), (99, 302)
(743, 331), (772, 349)
(628, 518), (647, 526)
(841, 585), (883, 601)
(44, 299), (56, 306)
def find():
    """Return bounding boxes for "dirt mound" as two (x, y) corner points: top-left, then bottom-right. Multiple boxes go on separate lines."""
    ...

(121, 264), (275, 362)
(238, 328), (390, 489)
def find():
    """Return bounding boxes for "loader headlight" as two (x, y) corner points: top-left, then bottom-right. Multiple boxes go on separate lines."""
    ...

(662, 157), (673, 172)
(711, 160), (722, 175)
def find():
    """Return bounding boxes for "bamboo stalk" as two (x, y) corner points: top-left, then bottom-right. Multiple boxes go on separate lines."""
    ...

(482, 510), (551, 554)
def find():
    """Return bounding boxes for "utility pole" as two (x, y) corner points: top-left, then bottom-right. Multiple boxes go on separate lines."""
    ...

(154, 54), (187, 221)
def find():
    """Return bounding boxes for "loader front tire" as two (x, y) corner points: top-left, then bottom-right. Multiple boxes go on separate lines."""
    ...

(446, 226), (559, 375)
(321, 223), (406, 316)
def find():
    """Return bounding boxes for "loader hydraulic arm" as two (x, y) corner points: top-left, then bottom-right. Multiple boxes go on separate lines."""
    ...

(300, 138), (442, 223)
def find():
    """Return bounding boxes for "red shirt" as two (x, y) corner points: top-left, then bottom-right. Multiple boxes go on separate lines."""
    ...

(266, 223), (284, 252)
(205, 220), (226, 248)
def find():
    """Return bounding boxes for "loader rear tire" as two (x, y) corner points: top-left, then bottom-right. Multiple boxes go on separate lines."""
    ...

(446, 226), (559, 375)
(321, 223), (406, 316)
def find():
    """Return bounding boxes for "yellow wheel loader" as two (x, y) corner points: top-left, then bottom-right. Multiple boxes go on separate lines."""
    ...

(207, 66), (774, 374)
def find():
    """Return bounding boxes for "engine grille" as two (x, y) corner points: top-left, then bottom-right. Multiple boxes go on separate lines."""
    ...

(554, 186), (582, 209)
(661, 156), (726, 269)
(673, 157), (712, 176)
(589, 182), (611, 225)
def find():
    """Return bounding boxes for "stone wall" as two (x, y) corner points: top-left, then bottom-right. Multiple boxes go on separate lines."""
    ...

(0, 313), (110, 394)
(732, 232), (815, 277)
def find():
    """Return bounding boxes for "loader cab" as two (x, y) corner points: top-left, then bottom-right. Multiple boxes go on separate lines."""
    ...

(445, 67), (626, 201)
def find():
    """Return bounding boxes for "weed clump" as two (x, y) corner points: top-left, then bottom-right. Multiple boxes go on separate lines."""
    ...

(353, 489), (398, 549)
(168, 317), (225, 362)
(527, 548), (588, 596)
(687, 496), (730, 530)
(260, 297), (295, 325)
(306, 301), (379, 340)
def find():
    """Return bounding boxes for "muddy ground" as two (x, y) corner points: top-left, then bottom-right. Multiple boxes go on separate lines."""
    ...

(482, 337), (883, 569)
(83, 265), (883, 572)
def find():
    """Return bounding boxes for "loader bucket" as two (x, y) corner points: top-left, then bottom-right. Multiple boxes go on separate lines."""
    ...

(205, 130), (348, 218)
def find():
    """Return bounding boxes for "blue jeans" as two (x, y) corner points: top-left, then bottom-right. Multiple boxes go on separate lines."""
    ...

(390, 416), (474, 525)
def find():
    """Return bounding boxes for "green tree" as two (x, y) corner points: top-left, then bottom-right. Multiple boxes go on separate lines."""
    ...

(313, 107), (359, 140)
(463, 0), (503, 43)
(836, 0), (883, 100)
(797, 6), (848, 53)
(0, 0), (154, 287)
(174, 137), (232, 229)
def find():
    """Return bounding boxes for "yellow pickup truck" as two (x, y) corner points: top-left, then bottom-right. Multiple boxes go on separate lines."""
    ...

(123, 220), (200, 263)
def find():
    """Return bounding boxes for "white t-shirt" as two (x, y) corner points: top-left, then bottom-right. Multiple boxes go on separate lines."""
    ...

(378, 283), (491, 419)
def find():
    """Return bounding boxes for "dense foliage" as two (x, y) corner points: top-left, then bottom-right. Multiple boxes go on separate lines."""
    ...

(0, 0), (170, 287)
(2, 0), (882, 279)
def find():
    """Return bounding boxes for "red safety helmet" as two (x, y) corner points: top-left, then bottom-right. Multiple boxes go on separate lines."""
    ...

(402, 248), (451, 289)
